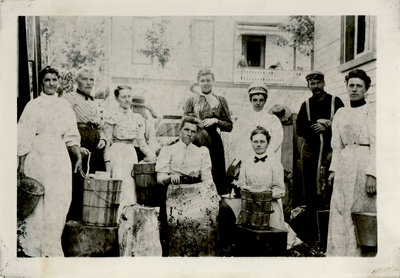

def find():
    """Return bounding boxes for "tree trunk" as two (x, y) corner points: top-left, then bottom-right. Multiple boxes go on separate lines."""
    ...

(293, 46), (297, 71)
(310, 48), (314, 70)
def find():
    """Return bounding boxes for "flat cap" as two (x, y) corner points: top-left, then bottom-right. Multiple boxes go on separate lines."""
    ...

(132, 95), (146, 106)
(305, 71), (325, 81)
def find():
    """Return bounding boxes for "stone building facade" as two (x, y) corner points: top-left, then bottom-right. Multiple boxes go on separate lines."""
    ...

(108, 16), (312, 117)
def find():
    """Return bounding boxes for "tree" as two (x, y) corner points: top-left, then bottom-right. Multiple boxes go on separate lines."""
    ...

(139, 19), (171, 68)
(40, 17), (108, 97)
(278, 16), (315, 70)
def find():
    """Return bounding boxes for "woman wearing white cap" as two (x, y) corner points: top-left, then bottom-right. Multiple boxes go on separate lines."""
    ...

(230, 81), (283, 164)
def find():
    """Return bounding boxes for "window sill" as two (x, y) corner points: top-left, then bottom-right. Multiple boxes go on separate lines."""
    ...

(339, 51), (376, 72)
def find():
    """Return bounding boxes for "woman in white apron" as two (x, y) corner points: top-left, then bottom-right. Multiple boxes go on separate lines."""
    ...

(17, 66), (82, 257)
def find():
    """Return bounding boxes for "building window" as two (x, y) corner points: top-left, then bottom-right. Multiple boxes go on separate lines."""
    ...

(340, 15), (376, 71)
(242, 35), (266, 68)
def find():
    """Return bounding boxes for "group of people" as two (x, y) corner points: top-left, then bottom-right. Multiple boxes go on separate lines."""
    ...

(17, 66), (159, 257)
(17, 64), (376, 257)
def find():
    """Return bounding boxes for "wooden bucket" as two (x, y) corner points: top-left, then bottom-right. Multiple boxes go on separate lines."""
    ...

(17, 176), (45, 220)
(133, 163), (160, 207)
(237, 188), (273, 230)
(352, 212), (377, 247)
(82, 174), (122, 227)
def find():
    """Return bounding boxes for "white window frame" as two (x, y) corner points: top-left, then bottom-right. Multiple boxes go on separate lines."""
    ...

(339, 15), (376, 72)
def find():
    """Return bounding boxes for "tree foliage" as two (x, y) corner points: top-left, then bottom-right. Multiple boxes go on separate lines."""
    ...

(40, 17), (107, 97)
(278, 16), (315, 56)
(139, 19), (171, 68)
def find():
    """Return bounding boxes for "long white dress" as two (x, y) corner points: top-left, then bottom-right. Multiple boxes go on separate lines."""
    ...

(17, 94), (80, 257)
(327, 103), (376, 256)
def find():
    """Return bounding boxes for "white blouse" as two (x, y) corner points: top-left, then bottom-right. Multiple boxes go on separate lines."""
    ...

(156, 140), (212, 182)
(103, 107), (146, 141)
(329, 104), (376, 177)
(236, 154), (285, 199)
(18, 93), (80, 156)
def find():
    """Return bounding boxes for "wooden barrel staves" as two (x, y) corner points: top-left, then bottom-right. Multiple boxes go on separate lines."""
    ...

(237, 189), (273, 230)
(81, 174), (122, 227)
(133, 163), (160, 207)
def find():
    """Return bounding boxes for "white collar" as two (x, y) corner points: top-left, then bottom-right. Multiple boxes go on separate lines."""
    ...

(40, 92), (57, 98)
(118, 106), (130, 113)
(254, 153), (268, 159)
(176, 139), (194, 149)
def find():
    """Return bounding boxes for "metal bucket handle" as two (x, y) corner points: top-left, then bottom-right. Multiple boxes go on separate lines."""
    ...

(80, 152), (118, 208)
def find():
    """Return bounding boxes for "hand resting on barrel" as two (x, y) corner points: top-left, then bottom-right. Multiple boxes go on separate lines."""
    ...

(142, 154), (156, 163)
(170, 174), (181, 185)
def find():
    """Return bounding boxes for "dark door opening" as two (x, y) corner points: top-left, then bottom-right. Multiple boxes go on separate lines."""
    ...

(242, 35), (266, 68)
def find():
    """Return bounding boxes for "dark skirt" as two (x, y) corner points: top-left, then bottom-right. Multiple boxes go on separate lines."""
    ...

(193, 127), (227, 195)
(67, 124), (105, 221)
(78, 124), (105, 172)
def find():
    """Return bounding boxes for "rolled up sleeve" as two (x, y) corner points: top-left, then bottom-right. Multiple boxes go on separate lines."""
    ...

(17, 102), (36, 156)
(271, 163), (285, 199)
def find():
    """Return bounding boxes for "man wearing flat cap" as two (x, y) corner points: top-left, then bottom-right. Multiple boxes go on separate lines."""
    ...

(296, 71), (344, 243)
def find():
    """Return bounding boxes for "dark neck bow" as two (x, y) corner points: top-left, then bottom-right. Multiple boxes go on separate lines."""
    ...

(254, 154), (268, 163)
(76, 89), (94, 101)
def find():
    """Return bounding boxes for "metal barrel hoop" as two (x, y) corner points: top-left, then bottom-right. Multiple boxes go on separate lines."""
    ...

(80, 151), (118, 207)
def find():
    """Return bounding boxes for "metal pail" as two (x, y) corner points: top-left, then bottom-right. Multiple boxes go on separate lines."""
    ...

(352, 212), (377, 247)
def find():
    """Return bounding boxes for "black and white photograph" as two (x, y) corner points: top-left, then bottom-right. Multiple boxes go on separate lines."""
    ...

(1, 0), (400, 277)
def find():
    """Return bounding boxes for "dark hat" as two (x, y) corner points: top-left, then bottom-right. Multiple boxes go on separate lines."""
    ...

(305, 71), (325, 81)
(132, 95), (145, 106)
(268, 104), (292, 123)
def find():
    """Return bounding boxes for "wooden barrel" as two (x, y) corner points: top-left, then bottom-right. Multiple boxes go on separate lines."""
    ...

(237, 188), (273, 230)
(82, 177), (122, 227)
(133, 163), (160, 207)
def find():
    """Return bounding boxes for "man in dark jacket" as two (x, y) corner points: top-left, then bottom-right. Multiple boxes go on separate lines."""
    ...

(296, 71), (344, 243)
